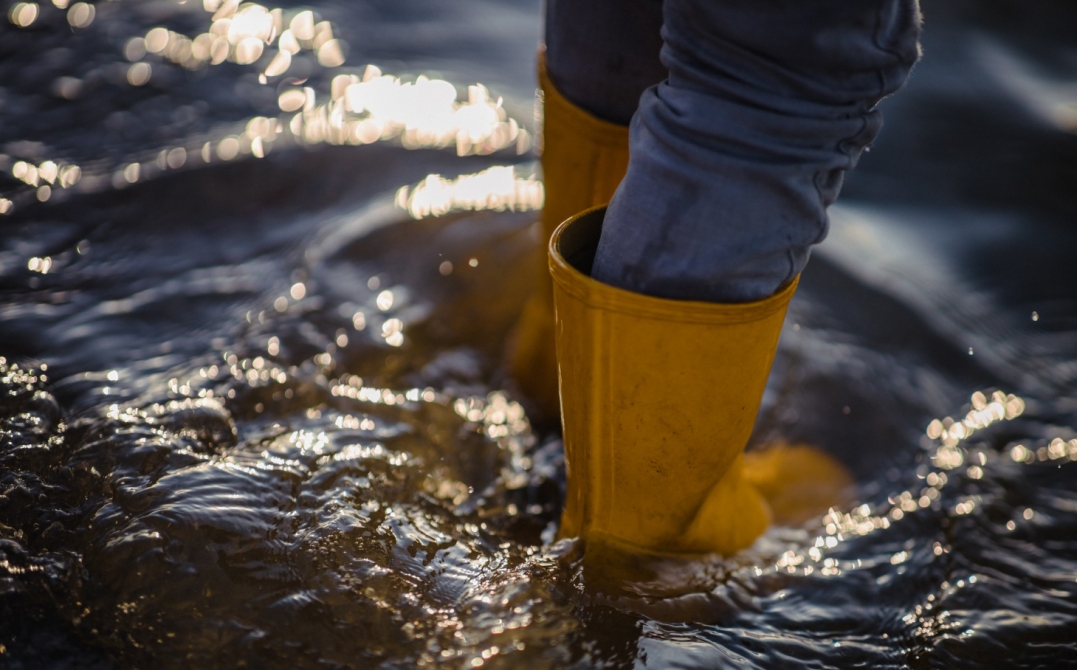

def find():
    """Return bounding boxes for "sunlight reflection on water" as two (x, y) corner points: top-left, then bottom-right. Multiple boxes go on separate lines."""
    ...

(3, 0), (1077, 667)
(1, 0), (532, 215)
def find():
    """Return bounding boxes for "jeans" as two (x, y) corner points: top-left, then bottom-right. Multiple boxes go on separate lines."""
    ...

(545, 0), (922, 302)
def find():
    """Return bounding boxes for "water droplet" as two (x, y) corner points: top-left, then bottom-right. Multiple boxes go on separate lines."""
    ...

(264, 49), (291, 77)
(66, 2), (94, 28)
(127, 62), (152, 87)
(125, 37), (146, 61)
(376, 290), (394, 311)
(145, 27), (170, 54)
(234, 37), (264, 65)
(166, 148), (187, 169)
(289, 10), (314, 40)
(123, 163), (140, 184)
(217, 137), (240, 161)
(317, 39), (345, 67)
(9, 2), (39, 27)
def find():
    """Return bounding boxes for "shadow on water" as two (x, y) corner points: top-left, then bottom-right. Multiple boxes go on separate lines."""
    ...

(3, 0), (1077, 668)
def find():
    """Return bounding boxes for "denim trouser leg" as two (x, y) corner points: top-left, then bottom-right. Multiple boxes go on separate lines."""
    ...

(545, 0), (922, 303)
(544, 0), (665, 126)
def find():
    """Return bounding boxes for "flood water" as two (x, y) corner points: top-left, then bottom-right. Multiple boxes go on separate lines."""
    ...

(2, 0), (1077, 668)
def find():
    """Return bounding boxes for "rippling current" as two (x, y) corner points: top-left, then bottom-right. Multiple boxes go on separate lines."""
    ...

(2, 0), (1077, 668)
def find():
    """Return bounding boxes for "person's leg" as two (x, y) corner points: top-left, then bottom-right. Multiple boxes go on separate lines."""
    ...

(544, 0), (665, 126)
(510, 0), (665, 416)
(551, 0), (921, 555)
(592, 0), (923, 302)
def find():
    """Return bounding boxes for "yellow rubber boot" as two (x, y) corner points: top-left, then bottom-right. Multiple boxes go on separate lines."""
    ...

(550, 207), (797, 555)
(509, 52), (630, 418)
(742, 442), (856, 527)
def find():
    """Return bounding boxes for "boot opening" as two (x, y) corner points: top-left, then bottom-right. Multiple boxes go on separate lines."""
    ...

(554, 207), (605, 277)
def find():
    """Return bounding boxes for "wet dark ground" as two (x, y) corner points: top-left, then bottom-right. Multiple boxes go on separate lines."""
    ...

(2, 0), (1077, 668)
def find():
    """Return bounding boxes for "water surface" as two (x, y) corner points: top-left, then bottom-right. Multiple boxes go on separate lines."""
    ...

(2, 0), (1077, 668)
